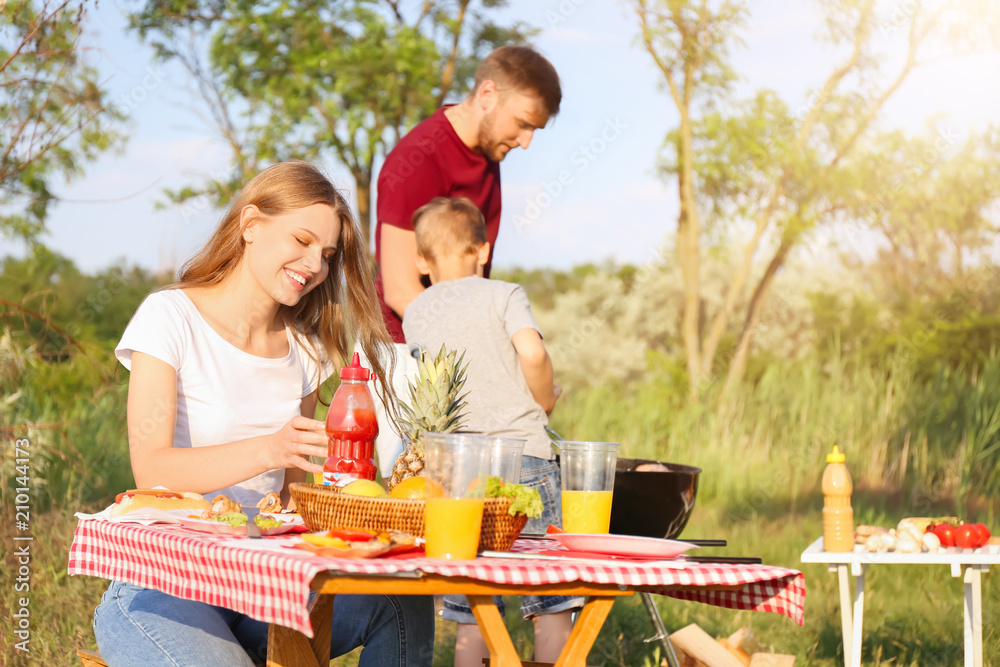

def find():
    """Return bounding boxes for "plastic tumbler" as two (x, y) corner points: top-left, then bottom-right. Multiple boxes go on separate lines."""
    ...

(423, 433), (493, 559)
(489, 437), (526, 484)
(559, 441), (620, 533)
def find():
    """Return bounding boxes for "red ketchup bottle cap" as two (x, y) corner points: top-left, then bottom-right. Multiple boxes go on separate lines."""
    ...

(340, 352), (372, 381)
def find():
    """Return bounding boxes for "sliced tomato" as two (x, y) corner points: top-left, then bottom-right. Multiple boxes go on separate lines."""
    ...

(546, 524), (565, 535)
(326, 528), (377, 542)
(955, 524), (978, 549)
(933, 523), (956, 547)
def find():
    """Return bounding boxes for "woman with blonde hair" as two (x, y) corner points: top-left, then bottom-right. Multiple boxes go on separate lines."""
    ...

(93, 161), (433, 666)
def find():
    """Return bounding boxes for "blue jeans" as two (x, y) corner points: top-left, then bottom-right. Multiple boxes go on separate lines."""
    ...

(442, 456), (584, 623)
(93, 580), (434, 667)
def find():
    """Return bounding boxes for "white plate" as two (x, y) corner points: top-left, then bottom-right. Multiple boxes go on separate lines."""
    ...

(176, 516), (246, 536)
(551, 533), (698, 558)
(256, 513), (307, 536)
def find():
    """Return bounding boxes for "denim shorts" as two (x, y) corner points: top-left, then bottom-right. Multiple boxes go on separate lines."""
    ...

(93, 580), (434, 666)
(442, 456), (584, 623)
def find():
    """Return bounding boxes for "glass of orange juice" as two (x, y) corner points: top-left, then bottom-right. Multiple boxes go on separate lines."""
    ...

(423, 433), (493, 559)
(559, 441), (620, 533)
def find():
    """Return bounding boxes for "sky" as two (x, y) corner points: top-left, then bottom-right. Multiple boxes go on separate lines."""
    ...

(10, 0), (1000, 275)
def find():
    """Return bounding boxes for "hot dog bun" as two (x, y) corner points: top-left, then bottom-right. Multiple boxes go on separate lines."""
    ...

(111, 489), (210, 516)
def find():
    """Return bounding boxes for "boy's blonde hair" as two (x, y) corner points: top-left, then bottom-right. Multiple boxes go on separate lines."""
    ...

(412, 197), (487, 264)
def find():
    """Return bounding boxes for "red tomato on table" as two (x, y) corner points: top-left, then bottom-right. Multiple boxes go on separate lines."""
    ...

(972, 523), (991, 548)
(934, 523), (957, 547)
(955, 524), (979, 549)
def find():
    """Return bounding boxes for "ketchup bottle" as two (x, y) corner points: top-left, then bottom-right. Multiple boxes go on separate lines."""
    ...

(322, 353), (379, 486)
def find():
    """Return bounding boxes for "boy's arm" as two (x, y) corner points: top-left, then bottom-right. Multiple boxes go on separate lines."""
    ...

(512, 328), (562, 415)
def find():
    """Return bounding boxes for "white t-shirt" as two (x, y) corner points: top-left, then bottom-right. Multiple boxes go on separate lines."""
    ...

(116, 289), (334, 507)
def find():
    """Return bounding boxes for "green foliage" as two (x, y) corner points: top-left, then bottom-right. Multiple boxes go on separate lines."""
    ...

(1, 248), (165, 511)
(0, 0), (126, 240)
(126, 0), (535, 239)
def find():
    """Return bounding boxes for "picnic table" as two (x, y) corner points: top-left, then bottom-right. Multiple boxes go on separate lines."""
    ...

(68, 520), (805, 667)
(801, 537), (999, 667)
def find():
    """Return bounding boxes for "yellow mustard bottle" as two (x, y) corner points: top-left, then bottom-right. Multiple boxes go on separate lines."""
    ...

(822, 445), (854, 552)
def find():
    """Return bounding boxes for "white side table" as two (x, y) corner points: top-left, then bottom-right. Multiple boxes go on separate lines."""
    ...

(801, 537), (999, 667)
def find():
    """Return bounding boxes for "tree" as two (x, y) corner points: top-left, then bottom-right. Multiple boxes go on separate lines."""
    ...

(127, 1), (533, 246)
(632, 0), (1000, 398)
(0, 0), (125, 241)
(626, 0), (746, 398)
(844, 126), (1000, 295)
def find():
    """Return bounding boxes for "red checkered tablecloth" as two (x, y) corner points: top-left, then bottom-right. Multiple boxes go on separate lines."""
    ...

(68, 520), (805, 637)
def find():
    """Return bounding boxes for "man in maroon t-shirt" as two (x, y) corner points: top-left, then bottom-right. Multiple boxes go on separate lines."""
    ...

(375, 44), (562, 342)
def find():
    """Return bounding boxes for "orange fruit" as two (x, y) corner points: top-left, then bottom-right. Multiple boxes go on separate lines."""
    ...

(390, 476), (427, 499)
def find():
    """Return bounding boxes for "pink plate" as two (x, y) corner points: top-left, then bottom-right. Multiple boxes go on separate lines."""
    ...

(176, 516), (246, 536)
(256, 513), (307, 536)
(551, 533), (697, 559)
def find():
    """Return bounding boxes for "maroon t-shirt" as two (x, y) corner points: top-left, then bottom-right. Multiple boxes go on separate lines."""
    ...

(375, 105), (502, 342)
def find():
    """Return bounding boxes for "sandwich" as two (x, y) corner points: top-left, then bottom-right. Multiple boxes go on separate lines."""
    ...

(111, 489), (211, 516)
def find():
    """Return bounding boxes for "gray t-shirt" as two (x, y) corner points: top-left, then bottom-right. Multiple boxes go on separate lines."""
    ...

(402, 275), (552, 460)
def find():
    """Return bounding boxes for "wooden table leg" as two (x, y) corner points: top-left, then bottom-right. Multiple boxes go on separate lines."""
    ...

(555, 596), (617, 667)
(468, 594), (522, 667)
(267, 593), (335, 667)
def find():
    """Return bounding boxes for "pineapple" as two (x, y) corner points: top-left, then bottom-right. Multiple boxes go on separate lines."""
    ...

(387, 345), (470, 490)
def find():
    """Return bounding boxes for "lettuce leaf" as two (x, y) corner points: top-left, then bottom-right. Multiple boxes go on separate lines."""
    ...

(485, 476), (543, 518)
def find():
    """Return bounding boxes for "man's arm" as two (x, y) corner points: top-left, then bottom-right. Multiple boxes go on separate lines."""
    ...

(380, 224), (426, 318)
(512, 328), (562, 415)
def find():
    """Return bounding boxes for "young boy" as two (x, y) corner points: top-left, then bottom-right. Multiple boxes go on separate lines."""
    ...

(402, 197), (582, 666)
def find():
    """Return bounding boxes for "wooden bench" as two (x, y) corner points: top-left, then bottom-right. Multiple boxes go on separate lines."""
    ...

(77, 648), (108, 666)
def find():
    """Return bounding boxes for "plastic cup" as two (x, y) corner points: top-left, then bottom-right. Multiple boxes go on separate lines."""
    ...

(558, 441), (620, 534)
(489, 438), (526, 484)
(422, 433), (493, 559)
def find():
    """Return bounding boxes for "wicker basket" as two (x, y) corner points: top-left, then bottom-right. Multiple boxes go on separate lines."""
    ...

(479, 497), (529, 552)
(289, 483), (528, 551)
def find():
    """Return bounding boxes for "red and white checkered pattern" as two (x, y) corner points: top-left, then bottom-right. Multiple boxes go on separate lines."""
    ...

(68, 521), (805, 637)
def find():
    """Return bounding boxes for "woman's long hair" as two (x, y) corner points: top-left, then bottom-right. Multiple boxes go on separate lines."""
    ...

(173, 160), (398, 418)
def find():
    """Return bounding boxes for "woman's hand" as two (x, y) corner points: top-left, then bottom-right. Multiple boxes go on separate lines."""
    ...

(266, 416), (328, 474)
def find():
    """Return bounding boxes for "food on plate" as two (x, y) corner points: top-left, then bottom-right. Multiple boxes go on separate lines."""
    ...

(205, 494), (242, 516)
(256, 492), (282, 513)
(297, 527), (418, 558)
(253, 515), (283, 530)
(206, 512), (247, 528)
(389, 476), (426, 499)
(341, 479), (388, 497)
(111, 489), (211, 516)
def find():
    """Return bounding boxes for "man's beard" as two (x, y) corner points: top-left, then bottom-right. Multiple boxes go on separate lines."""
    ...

(477, 111), (509, 162)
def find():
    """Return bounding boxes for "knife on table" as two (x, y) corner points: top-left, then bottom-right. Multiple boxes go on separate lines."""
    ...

(244, 507), (261, 539)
